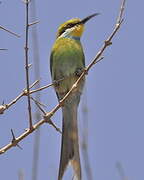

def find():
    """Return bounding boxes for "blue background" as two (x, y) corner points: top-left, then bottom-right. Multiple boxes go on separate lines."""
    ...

(0, 0), (143, 180)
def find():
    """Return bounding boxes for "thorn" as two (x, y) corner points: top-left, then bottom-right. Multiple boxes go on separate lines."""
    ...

(28, 63), (32, 68)
(11, 129), (22, 149)
(94, 56), (104, 64)
(31, 96), (47, 108)
(16, 144), (23, 150)
(45, 118), (62, 134)
(31, 96), (46, 115)
(24, 128), (28, 131)
(44, 114), (62, 134)
(11, 129), (16, 141)
(105, 40), (112, 46)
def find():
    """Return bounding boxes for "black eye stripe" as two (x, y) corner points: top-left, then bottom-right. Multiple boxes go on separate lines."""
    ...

(66, 23), (75, 28)
(59, 23), (75, 37)
(57, 21), (80, 38)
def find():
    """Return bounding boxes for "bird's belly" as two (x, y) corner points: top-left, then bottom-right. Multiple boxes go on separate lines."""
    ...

(54, 57), (85, 99)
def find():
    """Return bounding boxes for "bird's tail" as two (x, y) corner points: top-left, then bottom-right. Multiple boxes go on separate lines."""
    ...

(58, 94), (81, 180)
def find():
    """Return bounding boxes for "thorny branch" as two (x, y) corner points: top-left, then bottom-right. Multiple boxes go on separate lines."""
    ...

(0, 0), (126, 154)
(24, 0), (33, 129)
(0, 80), (62, 114)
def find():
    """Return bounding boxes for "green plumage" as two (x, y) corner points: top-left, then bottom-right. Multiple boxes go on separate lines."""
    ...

(50, 37), (85, 99)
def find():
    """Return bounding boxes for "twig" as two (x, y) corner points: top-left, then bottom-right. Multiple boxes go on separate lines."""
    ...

(0, 25), (20, 38)
(0, 48), (8, 50)
(30, 96), (47, 108)
(30, 96), (47, 114)
(24, 0), (33, 129)
(28, 77), (65, 94)
(29, 83), (54, 94)
(28, 21), (39, 27)
(0, 0), (126, 154)
(29, 79), (39, 89)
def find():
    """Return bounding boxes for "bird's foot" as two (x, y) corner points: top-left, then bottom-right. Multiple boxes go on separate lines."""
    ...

(75, 68), (84, 77)
(53, 80), (60, 87)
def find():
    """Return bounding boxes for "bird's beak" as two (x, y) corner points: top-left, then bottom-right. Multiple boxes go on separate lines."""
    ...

(79, 13), (100, 24)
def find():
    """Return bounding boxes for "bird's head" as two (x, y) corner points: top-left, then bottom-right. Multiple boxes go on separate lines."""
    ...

(56, 13), (99, 39)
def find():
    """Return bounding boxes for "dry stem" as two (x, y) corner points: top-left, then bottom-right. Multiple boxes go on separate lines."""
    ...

(24, 0), (33, 129)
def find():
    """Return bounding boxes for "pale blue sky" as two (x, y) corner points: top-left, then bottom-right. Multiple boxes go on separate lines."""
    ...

(0, 0), (143, 180)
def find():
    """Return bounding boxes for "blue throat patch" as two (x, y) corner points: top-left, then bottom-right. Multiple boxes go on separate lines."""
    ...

(65, 35), (80, 41)
(60, 31), (80, 41)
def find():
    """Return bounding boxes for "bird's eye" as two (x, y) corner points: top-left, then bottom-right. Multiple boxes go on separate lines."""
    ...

(67, 23), (74, 28)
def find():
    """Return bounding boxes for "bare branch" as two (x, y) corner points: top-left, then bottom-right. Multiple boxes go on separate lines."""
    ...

(29, 80), (39, 89)
(0, 25), (20, 38)
(29, 83), (54, 94)
(24, 0), (33, 129)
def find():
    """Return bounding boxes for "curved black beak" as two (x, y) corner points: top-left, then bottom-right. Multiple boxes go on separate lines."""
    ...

(79, 13), (100, 25)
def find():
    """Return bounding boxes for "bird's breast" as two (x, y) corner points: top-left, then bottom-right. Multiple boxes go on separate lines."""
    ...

(50, 37), (85, 98)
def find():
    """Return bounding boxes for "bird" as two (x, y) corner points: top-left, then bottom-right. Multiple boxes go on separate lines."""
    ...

(50, 13), (99, 180)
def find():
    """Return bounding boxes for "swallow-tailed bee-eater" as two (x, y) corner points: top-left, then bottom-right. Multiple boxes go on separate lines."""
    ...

(50, 13), (99, 180)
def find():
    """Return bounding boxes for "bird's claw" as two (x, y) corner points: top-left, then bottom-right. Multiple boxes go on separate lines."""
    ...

(75, 68), (83, 77)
